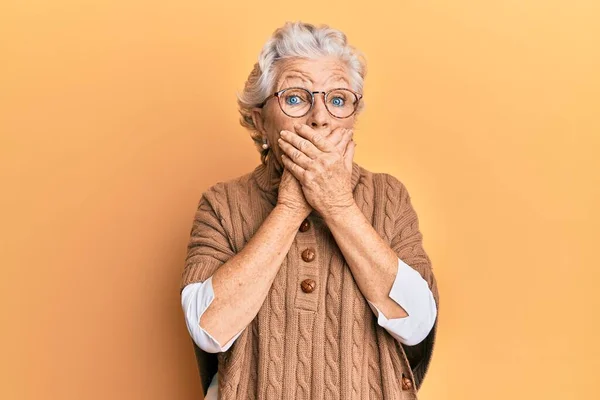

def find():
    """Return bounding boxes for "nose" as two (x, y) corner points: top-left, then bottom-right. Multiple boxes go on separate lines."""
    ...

(305, 93), (331, 131)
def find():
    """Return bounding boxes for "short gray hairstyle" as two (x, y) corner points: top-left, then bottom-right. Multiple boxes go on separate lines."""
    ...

(237, 21), (367, 164)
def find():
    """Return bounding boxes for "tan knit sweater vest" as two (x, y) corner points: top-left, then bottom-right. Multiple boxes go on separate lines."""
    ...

(180, 157), (440, 400)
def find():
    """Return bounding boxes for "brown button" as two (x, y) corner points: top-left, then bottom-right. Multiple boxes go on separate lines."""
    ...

(301, 279), (316, 293)
(401, 374), (412, 390)
(301, 247), (316, 262)
(299, 219), (310, 232)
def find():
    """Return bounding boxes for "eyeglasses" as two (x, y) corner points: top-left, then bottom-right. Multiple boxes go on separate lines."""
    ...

(259, 87), (363, 119)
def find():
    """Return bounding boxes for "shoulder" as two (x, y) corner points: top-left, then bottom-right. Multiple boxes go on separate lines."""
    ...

(355, 164), (410, 206)
(199, 170), (256, 212)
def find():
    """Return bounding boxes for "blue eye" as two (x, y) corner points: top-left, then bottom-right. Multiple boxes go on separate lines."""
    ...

(331, 97), (345, 107)
(286, 95), (302, 105)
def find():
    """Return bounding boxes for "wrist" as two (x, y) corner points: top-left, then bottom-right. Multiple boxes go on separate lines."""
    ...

(273, 204), (311, 224)
(322, 201), (359, 225)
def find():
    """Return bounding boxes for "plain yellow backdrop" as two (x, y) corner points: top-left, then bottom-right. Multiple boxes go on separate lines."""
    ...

(1, 1), (598, 399)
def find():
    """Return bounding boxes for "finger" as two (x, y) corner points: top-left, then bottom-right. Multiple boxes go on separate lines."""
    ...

(336, 129), (354, 154)
(344, 140), (356, 172)
(281, 154), (306, 183)
(327, 126), (346, 148)
(294, 124), (334, 153)
(278, 137), (312, 169)
(280, 130), (320, 159)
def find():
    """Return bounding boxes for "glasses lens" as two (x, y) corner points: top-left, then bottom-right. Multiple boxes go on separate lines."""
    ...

(326, 89), (358, 118)
(279, 88), (312, 117)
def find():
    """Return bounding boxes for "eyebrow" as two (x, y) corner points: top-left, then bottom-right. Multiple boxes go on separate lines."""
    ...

(278, 72), (350, 91)
(277, 71), (313, 89)
(324, 74), (350, 87)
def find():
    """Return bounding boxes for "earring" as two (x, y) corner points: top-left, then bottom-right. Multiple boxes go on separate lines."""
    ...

(261, 137), (269, 149)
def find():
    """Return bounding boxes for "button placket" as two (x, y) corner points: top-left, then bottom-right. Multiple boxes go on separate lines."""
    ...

(301, 279), (316, 293)
(294, 217), (320, 311)
(301, 247), (316, 262)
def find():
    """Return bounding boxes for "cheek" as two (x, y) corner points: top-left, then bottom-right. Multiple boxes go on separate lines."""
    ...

(262, 113), (293, 155)
(345, 116), (357, 128)
(266, 111), (296, 138)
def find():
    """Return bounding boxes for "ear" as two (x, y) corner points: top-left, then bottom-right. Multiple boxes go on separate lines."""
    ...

(251, 107), (267, 136)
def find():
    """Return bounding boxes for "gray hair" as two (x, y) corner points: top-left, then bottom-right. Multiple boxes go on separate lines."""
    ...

(236, 21), (367, 164)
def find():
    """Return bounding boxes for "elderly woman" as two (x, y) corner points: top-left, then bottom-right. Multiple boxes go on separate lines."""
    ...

(180, 21), (439, 400)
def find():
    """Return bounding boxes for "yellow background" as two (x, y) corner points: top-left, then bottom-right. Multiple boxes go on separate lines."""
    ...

(1, 1), (598, 399)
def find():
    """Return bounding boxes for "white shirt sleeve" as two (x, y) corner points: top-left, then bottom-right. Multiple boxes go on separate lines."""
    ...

(181, 276), (245, 353)
(366, 258), (438, 346)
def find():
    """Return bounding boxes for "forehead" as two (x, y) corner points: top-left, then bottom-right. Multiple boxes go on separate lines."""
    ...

(275, 57), (350, 90)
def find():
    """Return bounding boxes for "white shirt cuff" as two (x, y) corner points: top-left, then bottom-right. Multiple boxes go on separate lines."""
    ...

(367, 258), (437, 346)
(181, 276), (244, 353)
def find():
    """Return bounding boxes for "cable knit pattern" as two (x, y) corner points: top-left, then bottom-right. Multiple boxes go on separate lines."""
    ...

(367, 319), (383, 399)
(266, 261), (286, 399)
(351, 284), (364, 400)
(180, 157), (440, 399)
(250, 320), (259, 399)
(296, 312), (314, 399)
(324, 246), (342, 400)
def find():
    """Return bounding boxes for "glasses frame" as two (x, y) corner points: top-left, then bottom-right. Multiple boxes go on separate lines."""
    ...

(259, 86), (363, 119)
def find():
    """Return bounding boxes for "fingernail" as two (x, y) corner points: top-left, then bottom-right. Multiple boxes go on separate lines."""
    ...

(294, 123), (302, 130)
